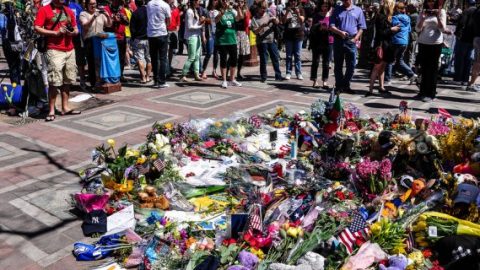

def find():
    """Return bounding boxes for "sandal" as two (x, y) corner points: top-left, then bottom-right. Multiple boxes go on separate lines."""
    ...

(62, 110), (81, 116)
(45, 115), (56, 122)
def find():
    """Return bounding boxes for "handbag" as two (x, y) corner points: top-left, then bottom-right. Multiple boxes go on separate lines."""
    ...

(36, 5), (65, 53)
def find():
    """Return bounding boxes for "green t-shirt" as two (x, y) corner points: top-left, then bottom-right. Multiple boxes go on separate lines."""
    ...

(216, 10), (237, 45)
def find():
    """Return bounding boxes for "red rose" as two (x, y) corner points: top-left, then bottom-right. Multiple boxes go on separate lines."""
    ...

(335, 191), (346, 200)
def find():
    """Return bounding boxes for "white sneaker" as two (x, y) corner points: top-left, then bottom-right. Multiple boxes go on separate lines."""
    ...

(158, 83), (169, 88)
(409, 74), (418, 84)
(230, 80), (242, 87)
(297, 74), (304, 80)
(221, 81), (228, 88)
(285, 74), (291, 80)
(474, 84), (480, 92)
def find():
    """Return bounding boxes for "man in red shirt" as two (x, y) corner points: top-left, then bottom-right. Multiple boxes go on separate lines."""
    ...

(167, 0), (180, 76)
(105, 0), (129, 81)
(34, 0), (80, 121)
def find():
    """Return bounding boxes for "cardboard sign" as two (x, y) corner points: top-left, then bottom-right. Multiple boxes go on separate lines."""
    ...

(107, 204), (135, 234)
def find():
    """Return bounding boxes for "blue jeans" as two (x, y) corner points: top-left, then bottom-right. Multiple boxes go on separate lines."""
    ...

(285, 39), (303, 75)
(453, 39), (474, 83)
(385, 44), (414, 81)
(333, 38), (356, 88)
(202, 35), (218, 72)
(257, 42), (282, 80)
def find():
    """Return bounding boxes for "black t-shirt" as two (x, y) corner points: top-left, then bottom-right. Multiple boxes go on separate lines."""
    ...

(473, 8), (480, 38)
(130, 6), (148, 39)
(455, 6), (477, 43)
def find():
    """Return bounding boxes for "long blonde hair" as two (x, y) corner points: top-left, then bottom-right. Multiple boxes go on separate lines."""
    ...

(382, 0), (395, 22)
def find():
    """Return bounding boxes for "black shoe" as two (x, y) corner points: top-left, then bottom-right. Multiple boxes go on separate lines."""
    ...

(152, 82), (160, 88)
(237, 74), (245, 80)
(364, 92), (373, 97)
(342, 87), (356, 94)
(260, 78), (267, 83)
(413, 94), (424, 99)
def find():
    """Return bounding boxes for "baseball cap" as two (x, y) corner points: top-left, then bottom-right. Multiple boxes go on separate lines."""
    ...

(454, 183), (480, 205)
(81, 210), (107, 236)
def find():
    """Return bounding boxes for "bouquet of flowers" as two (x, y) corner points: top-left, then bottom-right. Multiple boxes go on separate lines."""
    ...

(355, 157), (392, 196)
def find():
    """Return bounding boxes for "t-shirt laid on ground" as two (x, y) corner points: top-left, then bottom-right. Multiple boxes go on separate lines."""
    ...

(216, 9), (237, 45)
(34, 4), (77, 51)
(283, 7), (305, 40)
(79, 12), (111, 40)
(147, 0), (171, 37)
(251, 13), (274, 43)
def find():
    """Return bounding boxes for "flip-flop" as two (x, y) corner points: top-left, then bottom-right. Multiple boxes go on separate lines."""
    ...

(62, 110), (81, 116)
(45, 115), (56, 121)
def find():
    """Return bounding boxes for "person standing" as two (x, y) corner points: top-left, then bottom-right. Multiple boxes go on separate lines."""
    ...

(215, 0), (242, 88)
(309, 0), (332, 89)
(179, 0), (205, 81)
(80, 0), (112, 88)
(251, 0), (282, 82)
(415, 0), (449, 102)
(67, 0), (86, 89)
(329, 0), (366, 94)
(384, 2), (416, 85)
(466, 4), (480, 91)
(235, 0), (250, 80)
(167, 0), (180, 77)
(147, 0), (171, 88)
(130, 0), (151, 83)
(34, 0), (80, 121)
(105, 0), (129, 81)
(366, 0), (397, 96)
(200, 0), (220, 79)
(281, 0), (305, 80)
(452, 0), (476, 85)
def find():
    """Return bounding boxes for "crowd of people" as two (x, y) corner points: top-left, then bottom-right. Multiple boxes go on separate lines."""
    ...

(1, 0), (480, 121)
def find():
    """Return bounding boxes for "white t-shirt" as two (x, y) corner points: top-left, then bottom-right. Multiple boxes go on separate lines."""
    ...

(147, 0), (171, 37)
(416, 9), (447, 45)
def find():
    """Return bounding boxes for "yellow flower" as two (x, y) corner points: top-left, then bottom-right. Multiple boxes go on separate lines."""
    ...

(107, 138), (116, 147)
(12, 82), (17, 88)
(164, 122), (173, 130)
(250, 247), (265, 260)
(2, 86), (7, 92)
(136, 155), (147, 165)
(214, 121), (222, 128)
(226, 127), (235, 134)
(370, 222), (382, 235)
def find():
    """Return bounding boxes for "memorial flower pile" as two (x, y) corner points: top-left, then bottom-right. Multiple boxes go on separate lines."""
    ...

(71, 96), (480, 270)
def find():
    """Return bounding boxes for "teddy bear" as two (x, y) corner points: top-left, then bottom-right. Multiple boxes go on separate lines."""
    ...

(378, 254), (408, 270)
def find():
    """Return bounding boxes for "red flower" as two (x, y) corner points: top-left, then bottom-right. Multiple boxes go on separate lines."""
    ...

(335, 191), (346, 200)
(422, 249), (432, 258)
(348, 192), (354, 200)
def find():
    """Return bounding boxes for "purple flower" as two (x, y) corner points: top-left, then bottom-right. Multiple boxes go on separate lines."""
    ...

(355, 158), (379, 180)
(379, 158), (392, 181)
(238, 251), (258, 269)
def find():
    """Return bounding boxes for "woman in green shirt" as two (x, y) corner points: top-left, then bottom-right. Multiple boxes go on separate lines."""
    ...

(215, 0), (242, 89)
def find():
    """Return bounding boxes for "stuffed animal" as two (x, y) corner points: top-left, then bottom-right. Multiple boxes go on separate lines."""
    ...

(378, 254), (408, 270)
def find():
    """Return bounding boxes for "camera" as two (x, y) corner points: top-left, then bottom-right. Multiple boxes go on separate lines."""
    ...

(66, 23), (74, 32)
(425, 9), (437, 15)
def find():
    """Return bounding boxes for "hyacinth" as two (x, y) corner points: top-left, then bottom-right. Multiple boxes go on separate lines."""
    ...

(355, 158), (380, 180)
(378, 158), (392, 180)
(427, 121), (450, 136)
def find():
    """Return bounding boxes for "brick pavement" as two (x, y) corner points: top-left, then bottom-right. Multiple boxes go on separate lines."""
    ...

(0, 52), (479, 269)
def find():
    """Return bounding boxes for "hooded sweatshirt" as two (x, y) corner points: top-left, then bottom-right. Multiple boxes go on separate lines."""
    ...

(392, 13), (411, 45)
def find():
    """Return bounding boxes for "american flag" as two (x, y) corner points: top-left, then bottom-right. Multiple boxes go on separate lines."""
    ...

(248, 115), (263, 128)
(247, 204), (263, 234)
(153, 159), (165, 172)
(438, 108), (452, 119)
(338, 211), (370, 254)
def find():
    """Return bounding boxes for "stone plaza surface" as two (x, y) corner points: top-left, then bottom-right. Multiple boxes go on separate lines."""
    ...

(0, 53), (480, 269)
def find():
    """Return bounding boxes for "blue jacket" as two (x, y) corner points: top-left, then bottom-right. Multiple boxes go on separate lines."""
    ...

(391, 14), (410, 45)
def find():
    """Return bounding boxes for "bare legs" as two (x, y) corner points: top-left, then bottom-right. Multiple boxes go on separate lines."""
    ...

(369, 61), (387, 93)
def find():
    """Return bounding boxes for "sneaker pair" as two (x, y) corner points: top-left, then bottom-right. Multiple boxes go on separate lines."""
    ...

(221, 80), (242, 88)
(285, 74), (304, 80)
(153, 82), (169, 89)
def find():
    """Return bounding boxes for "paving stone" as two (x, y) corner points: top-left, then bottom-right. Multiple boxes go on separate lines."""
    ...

(0, 214), (49, 237)
(47, 105), (173, 140)
(149, 89), (247, 109)
(0, 132), (66, 171)
(29, 227), (78, 255)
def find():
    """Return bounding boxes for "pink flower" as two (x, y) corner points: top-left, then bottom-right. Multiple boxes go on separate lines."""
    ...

(355, 158), (380, 180)
(379, 158), (392, 181)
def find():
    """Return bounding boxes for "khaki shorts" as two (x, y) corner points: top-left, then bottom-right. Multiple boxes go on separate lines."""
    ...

(132, 39), (151, 64)
(474, 37), (480, 63)
(45, 49), (77, 87)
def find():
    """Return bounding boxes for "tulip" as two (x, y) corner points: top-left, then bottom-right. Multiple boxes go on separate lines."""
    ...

(107, 138), (116, 147)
